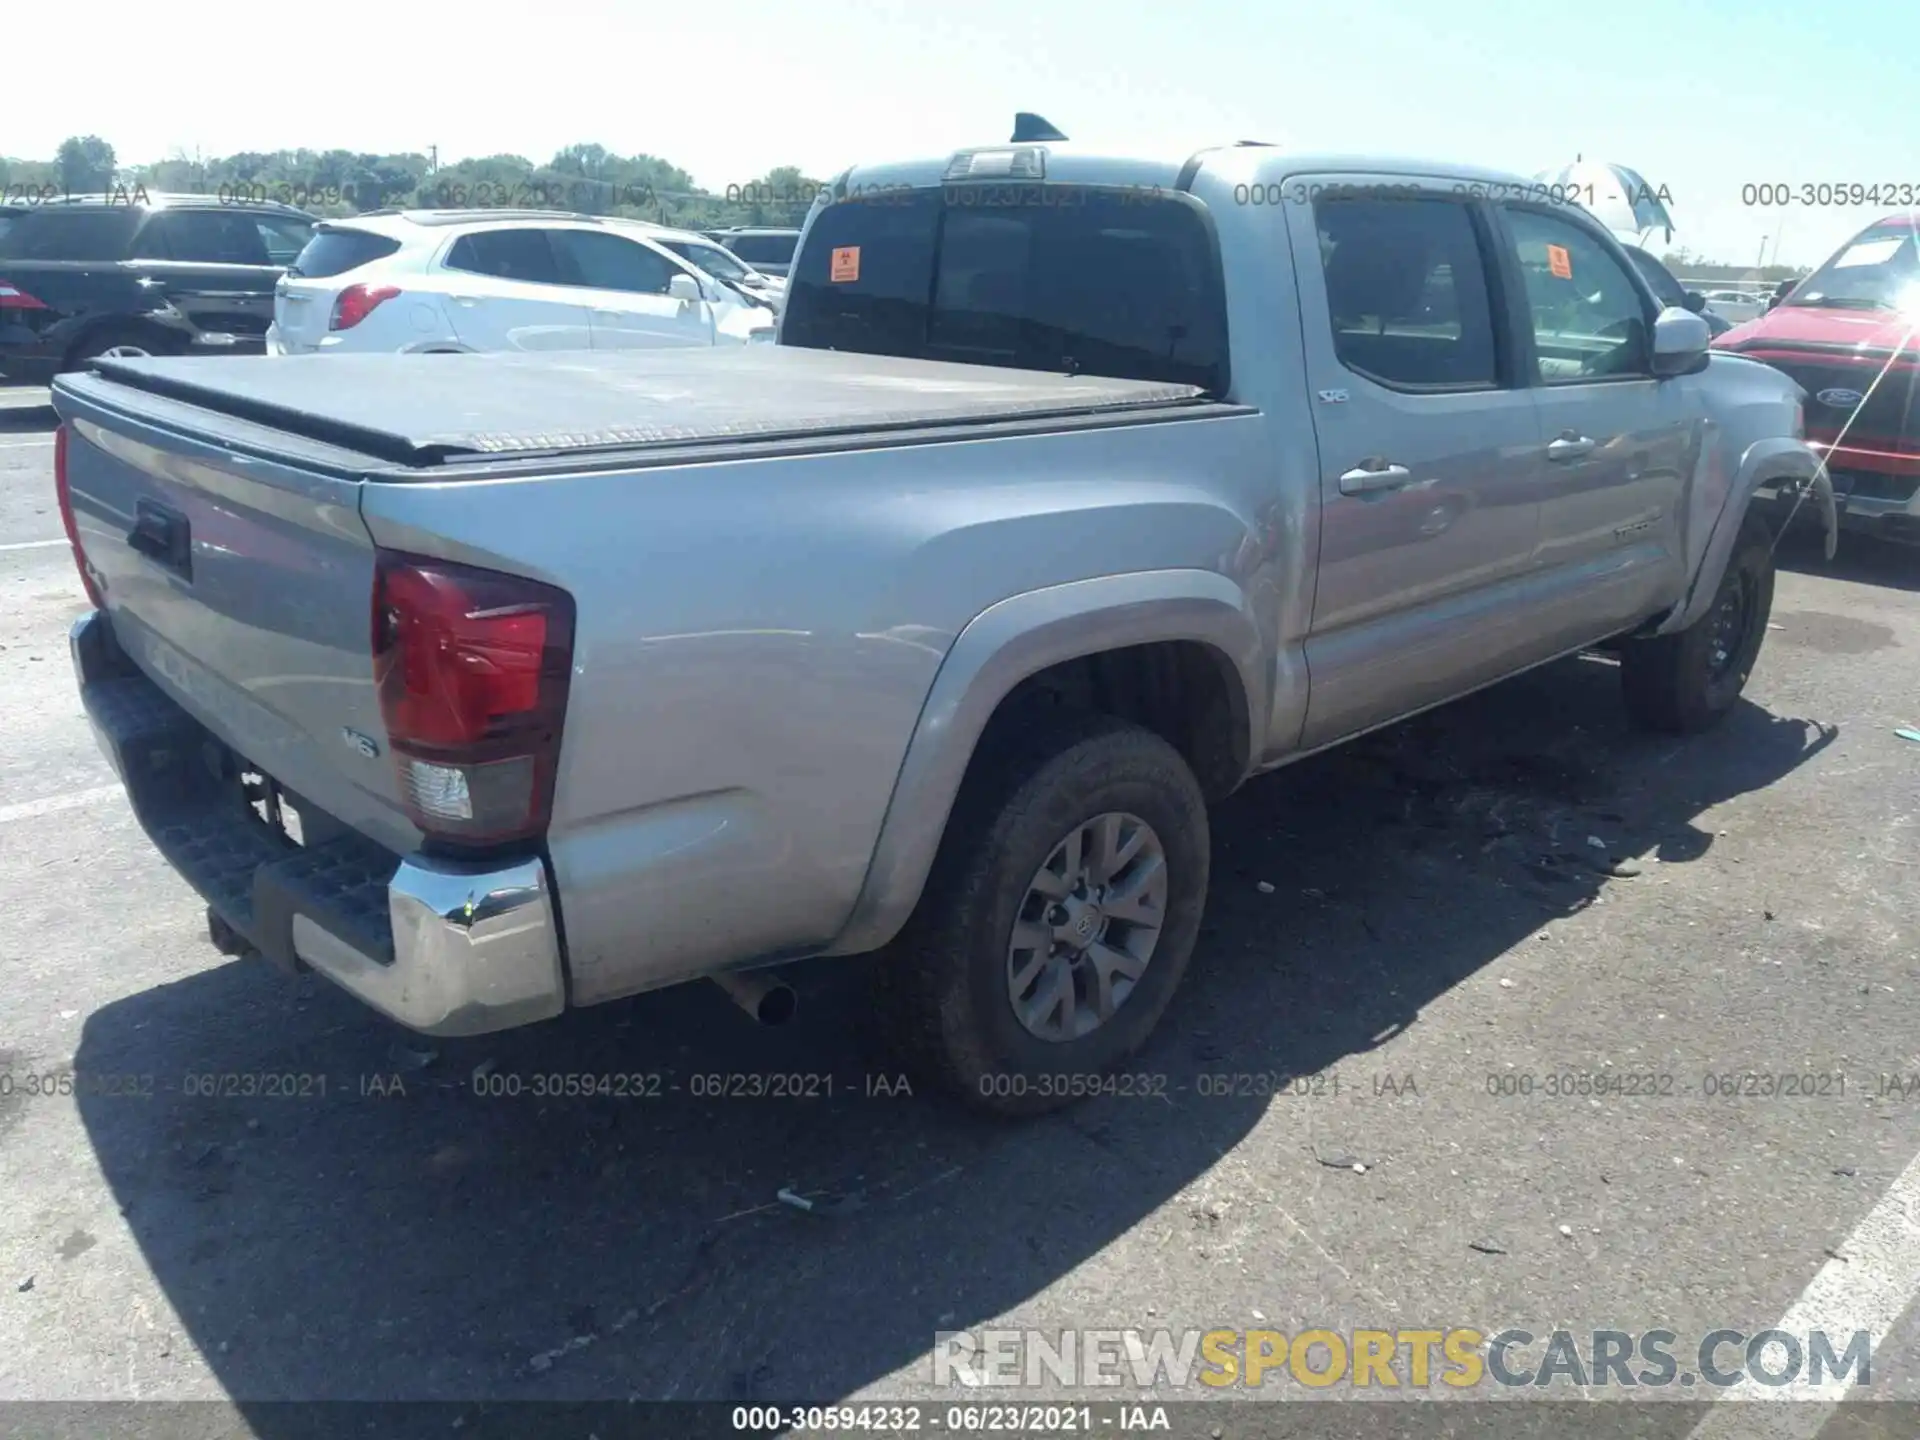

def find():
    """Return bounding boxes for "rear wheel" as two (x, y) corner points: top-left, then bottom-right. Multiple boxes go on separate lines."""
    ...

(64, 328), (168, 371)
(871, 714), (1209, 1116)
(1620, 508), (1775, 733)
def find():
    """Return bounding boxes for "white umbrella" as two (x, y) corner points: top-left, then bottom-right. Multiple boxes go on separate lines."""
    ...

(1532, 157), (1675, 242)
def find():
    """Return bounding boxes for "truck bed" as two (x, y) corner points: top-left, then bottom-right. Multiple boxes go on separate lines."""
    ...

(80, 346), (1217, 471)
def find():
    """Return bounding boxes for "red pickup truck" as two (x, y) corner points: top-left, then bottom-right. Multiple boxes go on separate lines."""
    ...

(1713, 214), (1920, 547)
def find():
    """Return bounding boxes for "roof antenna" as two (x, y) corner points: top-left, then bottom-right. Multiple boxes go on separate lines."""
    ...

(1011, 112), (1068, 143)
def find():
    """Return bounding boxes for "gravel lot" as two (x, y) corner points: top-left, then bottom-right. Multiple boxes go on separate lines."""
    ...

(2, 380), (1919, 1438)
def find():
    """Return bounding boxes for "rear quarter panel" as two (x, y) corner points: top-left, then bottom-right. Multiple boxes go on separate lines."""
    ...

(360, 412), (1275, 1002)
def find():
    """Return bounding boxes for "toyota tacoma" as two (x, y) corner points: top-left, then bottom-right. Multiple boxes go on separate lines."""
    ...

(53, 138), (1828, 1113)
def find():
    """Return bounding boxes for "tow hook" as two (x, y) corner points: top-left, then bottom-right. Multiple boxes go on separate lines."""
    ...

(1812, 471), (1839, 560)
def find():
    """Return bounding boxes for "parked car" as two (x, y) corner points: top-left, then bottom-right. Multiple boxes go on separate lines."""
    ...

(646, 230), (786, 309)
(1695, 289), (1765, 326)
(703, 226), (802, 278)
(1715, 215), (1920, 546)
(0, 194), (313, 382)
(266, 210), (777, 356)
(53, 139), (1823, 1114)
(1618, 244), (1732, 337)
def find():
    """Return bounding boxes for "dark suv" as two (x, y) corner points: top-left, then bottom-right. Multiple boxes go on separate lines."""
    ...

(0, 194), (313, 382)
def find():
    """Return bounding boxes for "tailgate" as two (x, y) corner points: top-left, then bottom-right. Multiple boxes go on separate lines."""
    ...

(272, 275), (336, 352)
(54, 372), (416, 856)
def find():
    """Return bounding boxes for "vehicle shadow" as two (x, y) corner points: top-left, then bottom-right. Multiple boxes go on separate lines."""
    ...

(73, 653), (1836, 1414)
(1776, 525), (1920, 595)
(0, 394), (55, 431)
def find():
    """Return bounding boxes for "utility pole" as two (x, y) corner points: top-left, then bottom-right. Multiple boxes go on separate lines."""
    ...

(428, 145), (439, 175)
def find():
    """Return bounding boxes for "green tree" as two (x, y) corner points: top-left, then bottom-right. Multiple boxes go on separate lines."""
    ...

(55, 135), (116, 194)
(551, 143), (611, 179)
(17, 139), (823, 226)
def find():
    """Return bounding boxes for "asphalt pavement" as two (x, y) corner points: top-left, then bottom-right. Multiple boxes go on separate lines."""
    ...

(3, 380), (1920, 1439)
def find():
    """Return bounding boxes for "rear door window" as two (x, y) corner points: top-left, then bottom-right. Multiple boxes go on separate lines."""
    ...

(291, 227), (401, 278)
(131, 210), (275, 265)
(0, 207), (140, 260)
(1312, 196), (1499, 390)
(442, 228), (564, 284)
(782, 187), (1228, 392)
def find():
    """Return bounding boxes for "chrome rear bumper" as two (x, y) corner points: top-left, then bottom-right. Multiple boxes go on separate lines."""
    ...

(71, 610), (567, 1036)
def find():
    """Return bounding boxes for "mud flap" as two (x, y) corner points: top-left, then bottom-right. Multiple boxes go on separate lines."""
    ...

(1811, 470), (1840, 561)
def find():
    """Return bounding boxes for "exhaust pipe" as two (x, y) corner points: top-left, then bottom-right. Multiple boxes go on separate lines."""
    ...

(712, 969), (797, 1027)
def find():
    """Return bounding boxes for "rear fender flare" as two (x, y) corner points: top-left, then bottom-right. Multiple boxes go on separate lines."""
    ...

(1654, 437), (1834, 637)
(824, 569), (1267, 956)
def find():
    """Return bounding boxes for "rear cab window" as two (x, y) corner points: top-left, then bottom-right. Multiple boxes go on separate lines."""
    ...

(291, 227), (402, 278)
(0, 206), (140, 260)
(781, 186), (1228, 393)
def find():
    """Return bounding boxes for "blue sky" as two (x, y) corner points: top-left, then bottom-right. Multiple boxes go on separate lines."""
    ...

(8, 0), (1912, 268)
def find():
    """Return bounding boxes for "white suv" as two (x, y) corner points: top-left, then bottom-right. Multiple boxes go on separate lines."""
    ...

(266, 210), (778, 356)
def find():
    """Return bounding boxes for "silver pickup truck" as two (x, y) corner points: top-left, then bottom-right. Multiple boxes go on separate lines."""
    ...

(52, 140), (1832, 1114)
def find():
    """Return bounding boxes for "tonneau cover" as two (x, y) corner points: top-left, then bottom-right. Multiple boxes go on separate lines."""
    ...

(85, 346), (1209, 467)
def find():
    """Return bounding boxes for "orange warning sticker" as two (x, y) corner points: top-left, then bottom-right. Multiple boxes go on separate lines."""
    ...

(830, 246), (861, 283)
(1546, 243), (1572, 280)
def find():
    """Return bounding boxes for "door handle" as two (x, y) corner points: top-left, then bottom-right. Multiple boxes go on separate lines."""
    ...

(127, 500), (192, 581)
(1547, 432), (1597, 461)
(593, 308), (622, 318)
(449, 294), (481, 306)
(1338, 460), (1414, 495)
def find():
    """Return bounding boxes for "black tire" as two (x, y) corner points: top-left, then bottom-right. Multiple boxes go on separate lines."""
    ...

(63, 327), (169, 372)
(871, 713), (1210, 1116)
(1620, 508), (1776, 734)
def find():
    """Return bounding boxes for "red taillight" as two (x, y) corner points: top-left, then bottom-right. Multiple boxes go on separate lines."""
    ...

(330, 283), (400, 331)
(372, 552), (574, 848)
(53, 424), (106, 610)
(0, 282), (47, 310)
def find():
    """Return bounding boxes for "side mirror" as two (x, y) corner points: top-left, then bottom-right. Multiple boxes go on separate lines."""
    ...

(1651, 306), (1711, 376)
(1682, 290), (1707, 313)
(667, 273), (703, 304)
